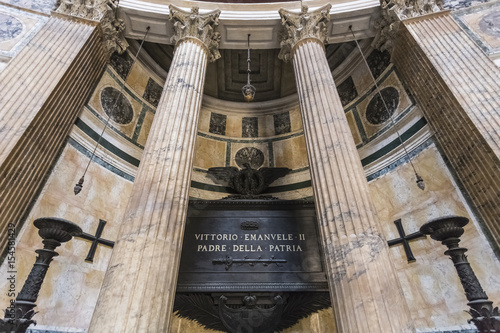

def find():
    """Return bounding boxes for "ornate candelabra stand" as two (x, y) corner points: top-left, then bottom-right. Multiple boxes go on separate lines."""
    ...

(420, 215), (500, 333)
(0, 217), (82, 333)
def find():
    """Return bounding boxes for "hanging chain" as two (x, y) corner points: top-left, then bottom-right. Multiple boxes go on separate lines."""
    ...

(74, 26), (151, 195)
(247, 34), (251, 86)
(349, 26), (425, 190)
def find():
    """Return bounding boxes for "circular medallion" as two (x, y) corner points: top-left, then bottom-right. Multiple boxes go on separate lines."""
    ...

(0, 14), (23, 42)
(235, 147), (265, 169)
(100, 87), (134, 124)
(365, 87), (399, 125)
(479, 11), (500, 37)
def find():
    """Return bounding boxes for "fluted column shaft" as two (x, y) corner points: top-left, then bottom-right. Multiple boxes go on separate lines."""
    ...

(392, 12), (500, 251)
(278, 5), (414, 331)
(292, 38), (414, 333)
(89, 36), (210, 332)
(0, 15), (107, 256)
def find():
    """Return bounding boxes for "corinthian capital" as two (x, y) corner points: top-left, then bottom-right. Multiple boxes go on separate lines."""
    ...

(55, 0), (128, 55)
(169, 5), (221, 62)
(371, 0), (443, 52)
(384, 0), (443, 20)
(278, 4), (331, 62)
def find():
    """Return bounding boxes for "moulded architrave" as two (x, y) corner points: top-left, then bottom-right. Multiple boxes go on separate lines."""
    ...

(118, 0), (379, 49)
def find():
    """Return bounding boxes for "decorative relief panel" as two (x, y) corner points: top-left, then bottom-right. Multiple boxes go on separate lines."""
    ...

(235, 147), (265, 169)
(337, 76), (358, 107)
(242, 117), (258, 138)
(354, 70), (413, 139)
(100, 87), (134, 125)
(366, 49), (392, 79)
(109, 51), (134, 80)
(142, 78), (162, 108)
(273, 112), (291, 135)
(365, 87), (399, 125)
(209, 113), (227, 136)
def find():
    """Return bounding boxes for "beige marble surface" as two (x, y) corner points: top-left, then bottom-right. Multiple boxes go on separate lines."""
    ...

(370, 144), (500, 330)
(0, 144), (133, 330)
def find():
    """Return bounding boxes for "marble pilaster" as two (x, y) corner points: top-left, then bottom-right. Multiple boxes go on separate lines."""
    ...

(279, 5), (414, 332)
(392, 11), (500, 252)
(0, 7), (110, 256)
(88, 6), (220, 332)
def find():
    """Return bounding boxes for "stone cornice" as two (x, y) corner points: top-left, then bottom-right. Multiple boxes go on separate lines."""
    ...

(278, 4), (331, 62)
(117, 0), (380, 49)
(169, 5), (221, 62)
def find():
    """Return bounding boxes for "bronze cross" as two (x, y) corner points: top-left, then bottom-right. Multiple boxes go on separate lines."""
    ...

(77, 219), (115, 262)
(387, 219), (426, 262)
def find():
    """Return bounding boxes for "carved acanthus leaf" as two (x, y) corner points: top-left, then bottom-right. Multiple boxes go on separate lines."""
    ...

(372, 0), (443, 51)
(169, 5), (221, 62)
(55, 0), (128, 55)
(278, 4), (331, 62)
(385, 0), (444, 20)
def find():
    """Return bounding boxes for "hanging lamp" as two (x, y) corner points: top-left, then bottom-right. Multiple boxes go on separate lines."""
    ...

(242, 34), (256, 102)
(74, 26), (151, 195)
(349, 26), (425, 190)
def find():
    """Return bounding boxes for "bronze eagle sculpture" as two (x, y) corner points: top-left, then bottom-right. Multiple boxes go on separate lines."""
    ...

(208, 163), (291, 196)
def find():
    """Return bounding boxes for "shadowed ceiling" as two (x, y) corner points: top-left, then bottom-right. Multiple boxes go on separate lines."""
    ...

(141, 40), (357, 102)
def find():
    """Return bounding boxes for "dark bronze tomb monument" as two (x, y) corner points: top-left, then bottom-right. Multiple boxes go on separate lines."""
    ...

(175, 199), (331, 332)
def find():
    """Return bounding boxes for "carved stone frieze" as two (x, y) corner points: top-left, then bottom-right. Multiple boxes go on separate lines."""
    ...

(55, 0), (128, 55)
(372, 0), (444, 51)
(169, 5), (221, 62)
(278, 4), (331, 62)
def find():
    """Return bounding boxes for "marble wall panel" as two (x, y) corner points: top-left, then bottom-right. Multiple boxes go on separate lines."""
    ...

(126, 62), (151, 97)
(0, 144), (133, 331)
(0, 0), (55, 14)
(226, 114), (242, 137)
(136, 110), (154, 147)
(369, 145), (500, 330)
(289, 107), (303, 132)
(345, 110), (362, 146)
(193, 136), (226, 169)
(273, 136), (308, 169)
(0, 6), (46, 65)
(453, 2), (500, 55)
(198, 108), (211, 133)
(258, 114), (276, 137)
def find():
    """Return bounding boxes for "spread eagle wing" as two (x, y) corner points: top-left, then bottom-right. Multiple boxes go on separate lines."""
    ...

(259, 167), (292, 187)
(207, 167), (240, 183)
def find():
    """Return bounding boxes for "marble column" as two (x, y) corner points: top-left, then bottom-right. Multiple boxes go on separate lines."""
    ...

(0, 0), (124, 257)
(388, 5), (500, 251)
(279, 5), (414, 332)
(89, 6), (221, 332)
